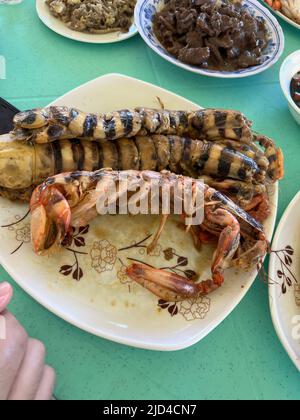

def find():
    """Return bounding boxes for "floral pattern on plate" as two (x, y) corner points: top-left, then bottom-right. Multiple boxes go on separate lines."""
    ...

(2, 210), (211, 322)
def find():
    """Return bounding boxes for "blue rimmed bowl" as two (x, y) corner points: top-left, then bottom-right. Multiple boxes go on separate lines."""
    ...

(134, 0), (285, 78)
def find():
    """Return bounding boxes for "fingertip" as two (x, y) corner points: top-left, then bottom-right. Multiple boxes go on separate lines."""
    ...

(0, 282), (13, 312)
(34, 365), (56, 401)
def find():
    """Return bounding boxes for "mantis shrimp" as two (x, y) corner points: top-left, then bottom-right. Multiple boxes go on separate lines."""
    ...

(29, 169), (268, 301)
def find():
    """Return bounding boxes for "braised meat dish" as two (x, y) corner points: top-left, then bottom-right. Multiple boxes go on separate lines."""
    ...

(153, 0), (270, 71)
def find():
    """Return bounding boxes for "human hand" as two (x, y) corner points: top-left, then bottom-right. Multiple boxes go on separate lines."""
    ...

(0, 282), (56, 400)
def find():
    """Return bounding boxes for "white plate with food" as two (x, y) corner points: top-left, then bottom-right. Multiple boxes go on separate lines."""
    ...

(0, 73), (280, 350)
(269, 191), (300, 371)
(263, 1), (300, 31)
(134, 0), (284, 78)
(36, 0), (138, 43)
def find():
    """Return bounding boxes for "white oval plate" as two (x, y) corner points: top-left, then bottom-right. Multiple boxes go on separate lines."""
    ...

(134, 0), (284, 78)
(263, 1), (300, 31)
(269, 191), (300, 371)
(36, 0), (138, 44)
(0, 74), (278, 350)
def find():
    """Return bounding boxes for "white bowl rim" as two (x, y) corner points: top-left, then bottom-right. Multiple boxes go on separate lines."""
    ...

(280, 50), (300, 117)
(134, 0), (285, 78)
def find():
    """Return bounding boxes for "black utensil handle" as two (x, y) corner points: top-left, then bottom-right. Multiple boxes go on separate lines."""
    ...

(0, 97), (20, 134)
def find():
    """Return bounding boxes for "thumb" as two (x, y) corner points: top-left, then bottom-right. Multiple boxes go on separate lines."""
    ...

(0, 282), (13, 313)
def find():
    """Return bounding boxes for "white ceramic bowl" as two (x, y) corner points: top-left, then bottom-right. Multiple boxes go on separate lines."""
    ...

(135, 0), (284, 78)
(280, 50), (300, 126)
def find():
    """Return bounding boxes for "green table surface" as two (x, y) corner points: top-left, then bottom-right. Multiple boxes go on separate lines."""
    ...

(0, 1), (299, 401)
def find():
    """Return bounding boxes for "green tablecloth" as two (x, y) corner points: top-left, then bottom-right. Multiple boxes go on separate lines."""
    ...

(0, 1), (299, 400)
